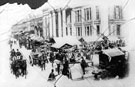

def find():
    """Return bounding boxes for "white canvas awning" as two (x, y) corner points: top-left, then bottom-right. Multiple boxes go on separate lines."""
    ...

(52, 36), (81, 48)
(30, 34), (43, 41)
(51, 42), (66, 48)
(83, 36), (102, 43)
(102, 48), (124, 57)
(108, 36), (119, 41)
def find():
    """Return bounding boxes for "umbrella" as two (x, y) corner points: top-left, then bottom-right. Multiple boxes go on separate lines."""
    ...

(0, 0), (48, 9)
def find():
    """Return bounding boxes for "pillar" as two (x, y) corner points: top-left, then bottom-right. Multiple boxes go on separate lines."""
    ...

(62, 10), (66, 37)
(81, 8), (85, 37)
(58, 9), (62, 37)
(71, 9), (76, 36)
(49, 12), (53, 38)
(53, 11), (56, 37)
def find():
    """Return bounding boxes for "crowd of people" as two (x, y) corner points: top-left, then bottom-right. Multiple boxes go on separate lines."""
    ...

(9, 34), (126, 80)
(10, 48), (27, 78)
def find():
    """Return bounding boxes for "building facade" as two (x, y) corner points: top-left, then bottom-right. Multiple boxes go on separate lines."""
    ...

(12, 3), (124, 42)
(108, 5), (124, 37)
(30, 16), (44, 37)
(12, 15), (44, 38)
(42, 4), (124, 41)
(12, 20), (31, 35)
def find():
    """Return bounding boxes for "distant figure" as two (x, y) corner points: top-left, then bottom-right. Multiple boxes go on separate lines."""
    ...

(16, 49), (22, 60)
(80, 57), (88, 79)
(9, 40), (13, 49)
(14, 40), (16, 44)
(48, 69), (56, 81)
(10, 49), (16, 61)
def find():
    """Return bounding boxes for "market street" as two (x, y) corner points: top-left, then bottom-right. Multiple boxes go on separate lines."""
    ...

(0, 39), (132, 87)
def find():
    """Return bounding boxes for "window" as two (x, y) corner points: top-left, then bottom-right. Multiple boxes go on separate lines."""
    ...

(66, 9), (72, 23)
(70, 27), (72, 36)
(85, 25), (93, 36)
(117, 25), (121, 35)
(84, 8), (92, 21)
(87, 26), (90, 36)
(90, 26), (92, 36)
(96, 6), (100, 20)
(114, 6), (122, 19)
(97, 25), (100, 35)
(75, 10), (82, 22)
(66, 27), (68, 36)
(76, 27), (82, 36)
(38, 22), (43, 37)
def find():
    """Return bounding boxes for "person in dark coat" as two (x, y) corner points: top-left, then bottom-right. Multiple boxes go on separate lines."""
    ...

(62, 58), (70, 78)
(50, 52), (55, 67)
(10, 49), (16, 61)
(41, 51), (46, 70)
(57, 62), (60, 75)
(80, 57), (87, 78)
(48, 69), (56, 81)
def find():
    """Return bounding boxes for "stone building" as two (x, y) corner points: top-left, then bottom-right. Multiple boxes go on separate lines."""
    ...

(12, 19), (31, 35)
(12, 14), (44, 38)
(42, 2), (124, 42)
(12, 0), (125, 42)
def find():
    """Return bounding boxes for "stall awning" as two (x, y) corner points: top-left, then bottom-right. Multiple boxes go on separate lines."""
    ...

(52, 43), (73, 49)
(102, 48), (124, 57)
(60, 43), (72, 49)
(51, 36), (81, 49)
(51, 41), (65, 48)
(30, 34), (44, 42)
(108, 36), (119, 41)
(120, 47), (130, 51)
(83, 36), (102, 43)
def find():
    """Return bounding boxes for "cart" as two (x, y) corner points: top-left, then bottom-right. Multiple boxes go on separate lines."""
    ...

(92, 48), (129, 79)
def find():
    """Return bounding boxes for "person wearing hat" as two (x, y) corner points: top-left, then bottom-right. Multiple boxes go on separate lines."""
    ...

(80, 57), (88, 79)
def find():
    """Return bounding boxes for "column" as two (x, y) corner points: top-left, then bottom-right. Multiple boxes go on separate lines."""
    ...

(71, 9), (76, 36)
(49, 12), (53, 38)
(45, 15), (47, 38)
(42, 15), (45, 39)
(81, 8), (85, 37)
(58, 9), (62, 37)
(61, 10), (63, 37)
(53, 11), (56, 37)
(100, 5), (109, 36)
(62, 10), (66, 37)
(47, 15), (50, 39)
(92, 6), (97, 37)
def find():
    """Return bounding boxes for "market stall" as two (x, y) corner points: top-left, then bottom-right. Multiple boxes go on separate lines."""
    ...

(93, 48), (128, 79)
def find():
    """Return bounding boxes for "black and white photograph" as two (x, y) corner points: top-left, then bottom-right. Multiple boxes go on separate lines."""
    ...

(0, 0), (134, 87)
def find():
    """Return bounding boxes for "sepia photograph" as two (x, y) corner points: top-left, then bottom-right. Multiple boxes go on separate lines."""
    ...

(0, 0), (135, 87)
